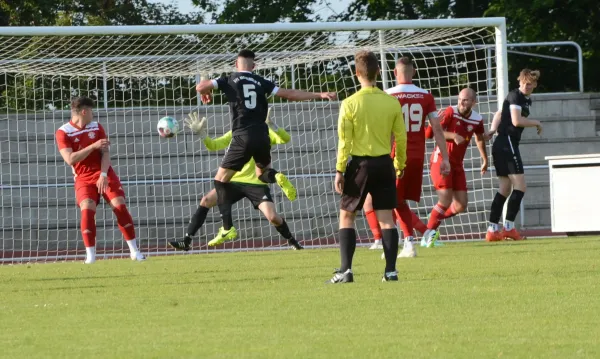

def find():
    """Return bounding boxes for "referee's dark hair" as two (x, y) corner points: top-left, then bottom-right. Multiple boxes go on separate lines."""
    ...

(355, 50), (379, 82)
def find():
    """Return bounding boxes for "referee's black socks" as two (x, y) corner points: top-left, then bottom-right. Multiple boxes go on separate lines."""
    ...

(382, 228), (399, 273)
(339, 228), (357, 272)
(214, 180), (234, 230)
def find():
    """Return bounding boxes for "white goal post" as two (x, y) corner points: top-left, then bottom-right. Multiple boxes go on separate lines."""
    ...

(0, 18), (508, 263)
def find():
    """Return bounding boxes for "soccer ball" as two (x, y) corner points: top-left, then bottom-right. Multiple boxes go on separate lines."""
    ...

(157, 117), (179, 138)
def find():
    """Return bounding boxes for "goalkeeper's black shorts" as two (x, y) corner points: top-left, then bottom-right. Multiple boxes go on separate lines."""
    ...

(221, 127), (271, 171)
(340, 155), (397, 212)
(222, 182), (273, 209)
(492, 135), (524, 176)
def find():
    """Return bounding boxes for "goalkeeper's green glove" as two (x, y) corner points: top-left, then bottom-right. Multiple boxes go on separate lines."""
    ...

(184, 112), (207, 138)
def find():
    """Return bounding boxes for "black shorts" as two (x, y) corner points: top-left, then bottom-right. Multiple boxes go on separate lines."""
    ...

(221, 128), (271, 171)
(492, 135), (524, 176)
(225, 182), (273, 209)
(340, 155), (397, 212)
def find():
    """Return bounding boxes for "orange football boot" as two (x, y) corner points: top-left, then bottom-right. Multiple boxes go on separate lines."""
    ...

(485, 230), (503, 242)
(502, 228), (524, 241)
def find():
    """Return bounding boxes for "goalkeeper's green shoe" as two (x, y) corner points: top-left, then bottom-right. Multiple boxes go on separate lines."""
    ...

(275, 173), (297, 202)
(208, 227), (238, 246)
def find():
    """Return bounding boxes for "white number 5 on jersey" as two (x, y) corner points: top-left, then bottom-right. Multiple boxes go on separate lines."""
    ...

(401, 103), (423, 132)
(243, 84), (257, 109)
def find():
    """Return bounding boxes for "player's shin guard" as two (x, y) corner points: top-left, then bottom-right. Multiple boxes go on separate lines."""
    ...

(187, 205), (209, 236)
(410, 211), (428, 234)
(214, 180), (234, 230)
(427, 203), (448, 230)
(339, 228), (357, 272)
(258, 168), (278, 184)
(81, 209), (96, 247)
(113, 204), (136, 240)
(505, 190), (525, 221)
(489, 192), (508, 224)
(365, 210), (382, 240)
(396, 202), (414, 238)
(381, 228), (399, 273)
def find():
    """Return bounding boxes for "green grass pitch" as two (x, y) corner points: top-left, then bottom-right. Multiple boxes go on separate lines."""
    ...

(1, 237), (599, 358)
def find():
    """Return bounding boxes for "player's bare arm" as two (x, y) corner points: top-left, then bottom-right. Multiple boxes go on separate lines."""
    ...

(486, 111), (502, 139)
(444, 131), (465, 145)
(428, 112), (451, 176)
(58, 139), (109, 166)
(474, 132), (488, 174)
(97, 148), (111, 194)
(510, 107), (542, 134)
(195, 79), (215, 104)
(275, 88), (336, 101)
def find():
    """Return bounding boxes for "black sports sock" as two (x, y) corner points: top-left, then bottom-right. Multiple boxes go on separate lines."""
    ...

(489, 192), (508, 224)
(186, 205), (209, 237)
(275, 220), (293, 240)
(381, 228), (399, 273)
(339, 228), (357, 272)
(214, 180), (234, 230)
(505, 190), (525, 222)
(258, 168), (278, 184)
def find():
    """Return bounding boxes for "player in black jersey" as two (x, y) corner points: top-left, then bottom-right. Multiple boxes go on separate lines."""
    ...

(195, 49), (336, 244)
(485, 69), (543, 241)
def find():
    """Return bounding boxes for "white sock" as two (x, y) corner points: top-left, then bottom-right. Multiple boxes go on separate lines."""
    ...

(504, 220), (515, 231)
(126, 239), (138, 253)
(488, 223), (499, 232)
(374, 239), (381, 244)
(85, 246), (96, 260)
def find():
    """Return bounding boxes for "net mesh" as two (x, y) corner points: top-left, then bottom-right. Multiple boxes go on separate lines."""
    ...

(0, 25), (500, 263)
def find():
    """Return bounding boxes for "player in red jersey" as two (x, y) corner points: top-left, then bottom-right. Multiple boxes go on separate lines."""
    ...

(55, 96), (145, 264)
(364, 57), (450, 258)
(422, 88), (488, 246)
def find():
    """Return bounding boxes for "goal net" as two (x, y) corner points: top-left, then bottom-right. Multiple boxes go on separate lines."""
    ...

(0, 20), (508, 263)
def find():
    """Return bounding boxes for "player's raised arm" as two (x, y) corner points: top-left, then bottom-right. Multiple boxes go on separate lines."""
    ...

(427, 102), (451, 175)
(274, 88), (336, 102)
(507, 90), (542, 133)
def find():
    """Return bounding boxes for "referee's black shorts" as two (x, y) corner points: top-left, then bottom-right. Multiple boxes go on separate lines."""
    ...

(492, 135), (524, 176)
(220, 127), (271, 171)
(340, 155), (397, 212)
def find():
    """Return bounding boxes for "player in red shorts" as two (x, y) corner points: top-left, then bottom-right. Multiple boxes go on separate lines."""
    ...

(365, 56), (450, 257)
(422, 88), (488, 246)
(55, 96), (146, 264)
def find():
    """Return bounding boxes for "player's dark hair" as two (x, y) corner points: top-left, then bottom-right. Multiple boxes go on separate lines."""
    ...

(396, 56), (414, 68)
(71, 96), (94, 113)
(354, 50), (379, 81)
(237, 49), (256, 60)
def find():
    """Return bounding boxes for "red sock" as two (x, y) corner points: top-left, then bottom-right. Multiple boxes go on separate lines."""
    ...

(396, 202), (414, 238)
(81, 209), (96, 247)
(410, 211), (428, 234)
(365, 210), (382, 240)
(113, 204), (136, 240)
(443, 204), (458, 219)
(427, 203), (448, 230)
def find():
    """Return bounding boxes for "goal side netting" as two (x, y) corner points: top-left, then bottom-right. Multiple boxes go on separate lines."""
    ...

(0, 20), (506, 263)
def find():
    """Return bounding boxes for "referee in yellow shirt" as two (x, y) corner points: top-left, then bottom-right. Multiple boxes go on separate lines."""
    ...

(328, 51), (407, 284)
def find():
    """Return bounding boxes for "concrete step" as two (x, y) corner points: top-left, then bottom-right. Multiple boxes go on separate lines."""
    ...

(520, 115), (597, 140)
(518, 137), (600, 163)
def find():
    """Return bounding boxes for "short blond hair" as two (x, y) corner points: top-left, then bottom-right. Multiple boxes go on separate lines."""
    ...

(355, 51), (379, 82)
(518, 68), (540, 83)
